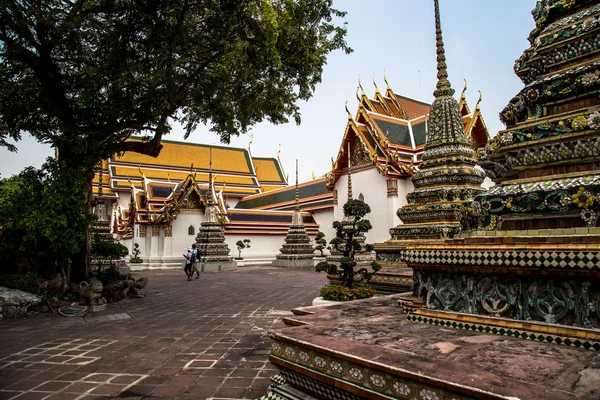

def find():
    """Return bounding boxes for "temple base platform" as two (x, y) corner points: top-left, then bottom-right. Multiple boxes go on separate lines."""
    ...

(264, 294), (600, 400)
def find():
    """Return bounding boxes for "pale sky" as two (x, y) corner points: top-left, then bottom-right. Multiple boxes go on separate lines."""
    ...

(0, 0), (537, 182)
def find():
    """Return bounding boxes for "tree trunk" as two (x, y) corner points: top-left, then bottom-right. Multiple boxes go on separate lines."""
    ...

(72, 173), (94, 282)
(59, 260), (67, 296)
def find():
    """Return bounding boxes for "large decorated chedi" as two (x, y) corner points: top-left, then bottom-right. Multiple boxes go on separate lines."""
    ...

(272, 161), (316, 269)
(403, 0), (600, 329)
(194, 150), (236, 272)
(389, 0), (485, 240)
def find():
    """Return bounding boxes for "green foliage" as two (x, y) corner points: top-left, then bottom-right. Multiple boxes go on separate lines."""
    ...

(314, 231), (328, 256)
(236, 239), (251, 258)
(1, 0), (352, 281)
(0, 160), (92, 287)
(0, 272), (41, 295)
(319, 284), (375, 302)
(91, 241), (128, 260)
(315, 198), (380, 288)
(0, 0), (352, 156)
(97, 267), (125, 286)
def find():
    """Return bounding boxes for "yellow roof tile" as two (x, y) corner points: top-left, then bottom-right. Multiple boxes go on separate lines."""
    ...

(252, 157), (286, 184)
(113, 138), (254, 174)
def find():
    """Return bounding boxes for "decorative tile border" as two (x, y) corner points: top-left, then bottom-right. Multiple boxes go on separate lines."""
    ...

(270, 339), (488, 400)
(403, 247), (600, 270)
(407, 309), (600, 352)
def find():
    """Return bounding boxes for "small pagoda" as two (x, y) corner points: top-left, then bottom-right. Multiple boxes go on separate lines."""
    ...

(91, 163), (127, 274)
(272, 160), (316, 269)
(194, 150), (236, 273)
(326, 145), (374, 264)
(389, 5), (486, 240)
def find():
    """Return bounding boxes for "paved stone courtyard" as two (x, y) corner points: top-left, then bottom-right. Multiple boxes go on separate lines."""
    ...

(0, 266), (326, 400)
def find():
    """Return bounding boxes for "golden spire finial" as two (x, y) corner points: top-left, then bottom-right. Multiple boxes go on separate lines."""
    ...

(247, 134), (253, 151)
(347, 142), (353, 200)
(97, 162), (104, 200)
(295, 159), (300, 211)
(355, 87), (361, 102)
(312, 171), (316, 180)
(189, 163), (194, 173)
(433, 0), (455, 98)
(476, 90), (483, 110)
(345, 101), (352, 120)
(383, 70), (391, 91)
(372, 73), (380, 94)
(207, 148), (214, 205)
(331, 157), (335, 169)
(461, 79), (468, 100)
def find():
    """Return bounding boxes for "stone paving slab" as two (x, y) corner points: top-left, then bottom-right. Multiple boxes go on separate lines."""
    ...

(0, 266), (326, 400)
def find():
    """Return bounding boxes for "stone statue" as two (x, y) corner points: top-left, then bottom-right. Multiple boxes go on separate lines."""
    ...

(127, 277), (148, 298)
(79, 281), (107, 311)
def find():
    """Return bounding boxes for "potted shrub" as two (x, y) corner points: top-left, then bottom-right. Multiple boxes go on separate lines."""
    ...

(235, 239), (251, 260)
(313, 231), (329, 260)
(315, 198), (380, 304)
(130, 243), (143, 263)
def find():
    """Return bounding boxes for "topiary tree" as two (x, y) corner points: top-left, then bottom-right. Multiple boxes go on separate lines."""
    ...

(316, 199), (380, 290)
(314, 231), (328, 257)
(130, 243), (142, 263)
(235, 239), (251, 259)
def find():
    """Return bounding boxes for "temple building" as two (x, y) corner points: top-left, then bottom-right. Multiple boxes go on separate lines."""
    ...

(91, 71), (491, 269)
(325, 76), (491, 244)
(92, 139), (325, 268)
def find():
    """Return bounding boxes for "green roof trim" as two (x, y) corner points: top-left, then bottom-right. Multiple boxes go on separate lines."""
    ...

(412, 121), (427, 146)
(372, 118), (412, 147)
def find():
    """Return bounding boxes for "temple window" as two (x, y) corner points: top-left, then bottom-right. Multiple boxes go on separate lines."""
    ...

(387, 179), (398, 198)
(188, 225), (195, 235)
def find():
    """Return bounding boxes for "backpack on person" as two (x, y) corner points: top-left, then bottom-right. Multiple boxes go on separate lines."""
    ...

(190, 249), (197, 263)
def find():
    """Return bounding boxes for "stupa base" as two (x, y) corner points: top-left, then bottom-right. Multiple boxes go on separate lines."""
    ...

(195, 261), (237, 273)
(271, 258), (315, 269)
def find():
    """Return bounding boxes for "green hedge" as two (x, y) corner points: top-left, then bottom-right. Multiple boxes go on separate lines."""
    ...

(0, 272), (41, 294)
(320, 284), (375, 302)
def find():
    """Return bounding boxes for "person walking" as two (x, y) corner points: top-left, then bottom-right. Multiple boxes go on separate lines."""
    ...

(191, 244), (201, 279)
(183, 247), (195, 281)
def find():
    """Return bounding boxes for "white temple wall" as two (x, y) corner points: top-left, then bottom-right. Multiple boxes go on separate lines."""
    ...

(224, 233), (305, 261)
(171, 213), (204, 255)
(333, 167), (395, 244)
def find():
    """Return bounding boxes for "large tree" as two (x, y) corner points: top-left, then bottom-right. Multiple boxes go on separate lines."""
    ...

(1, 0), (351, 161)
(0, 0), (351, 277)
